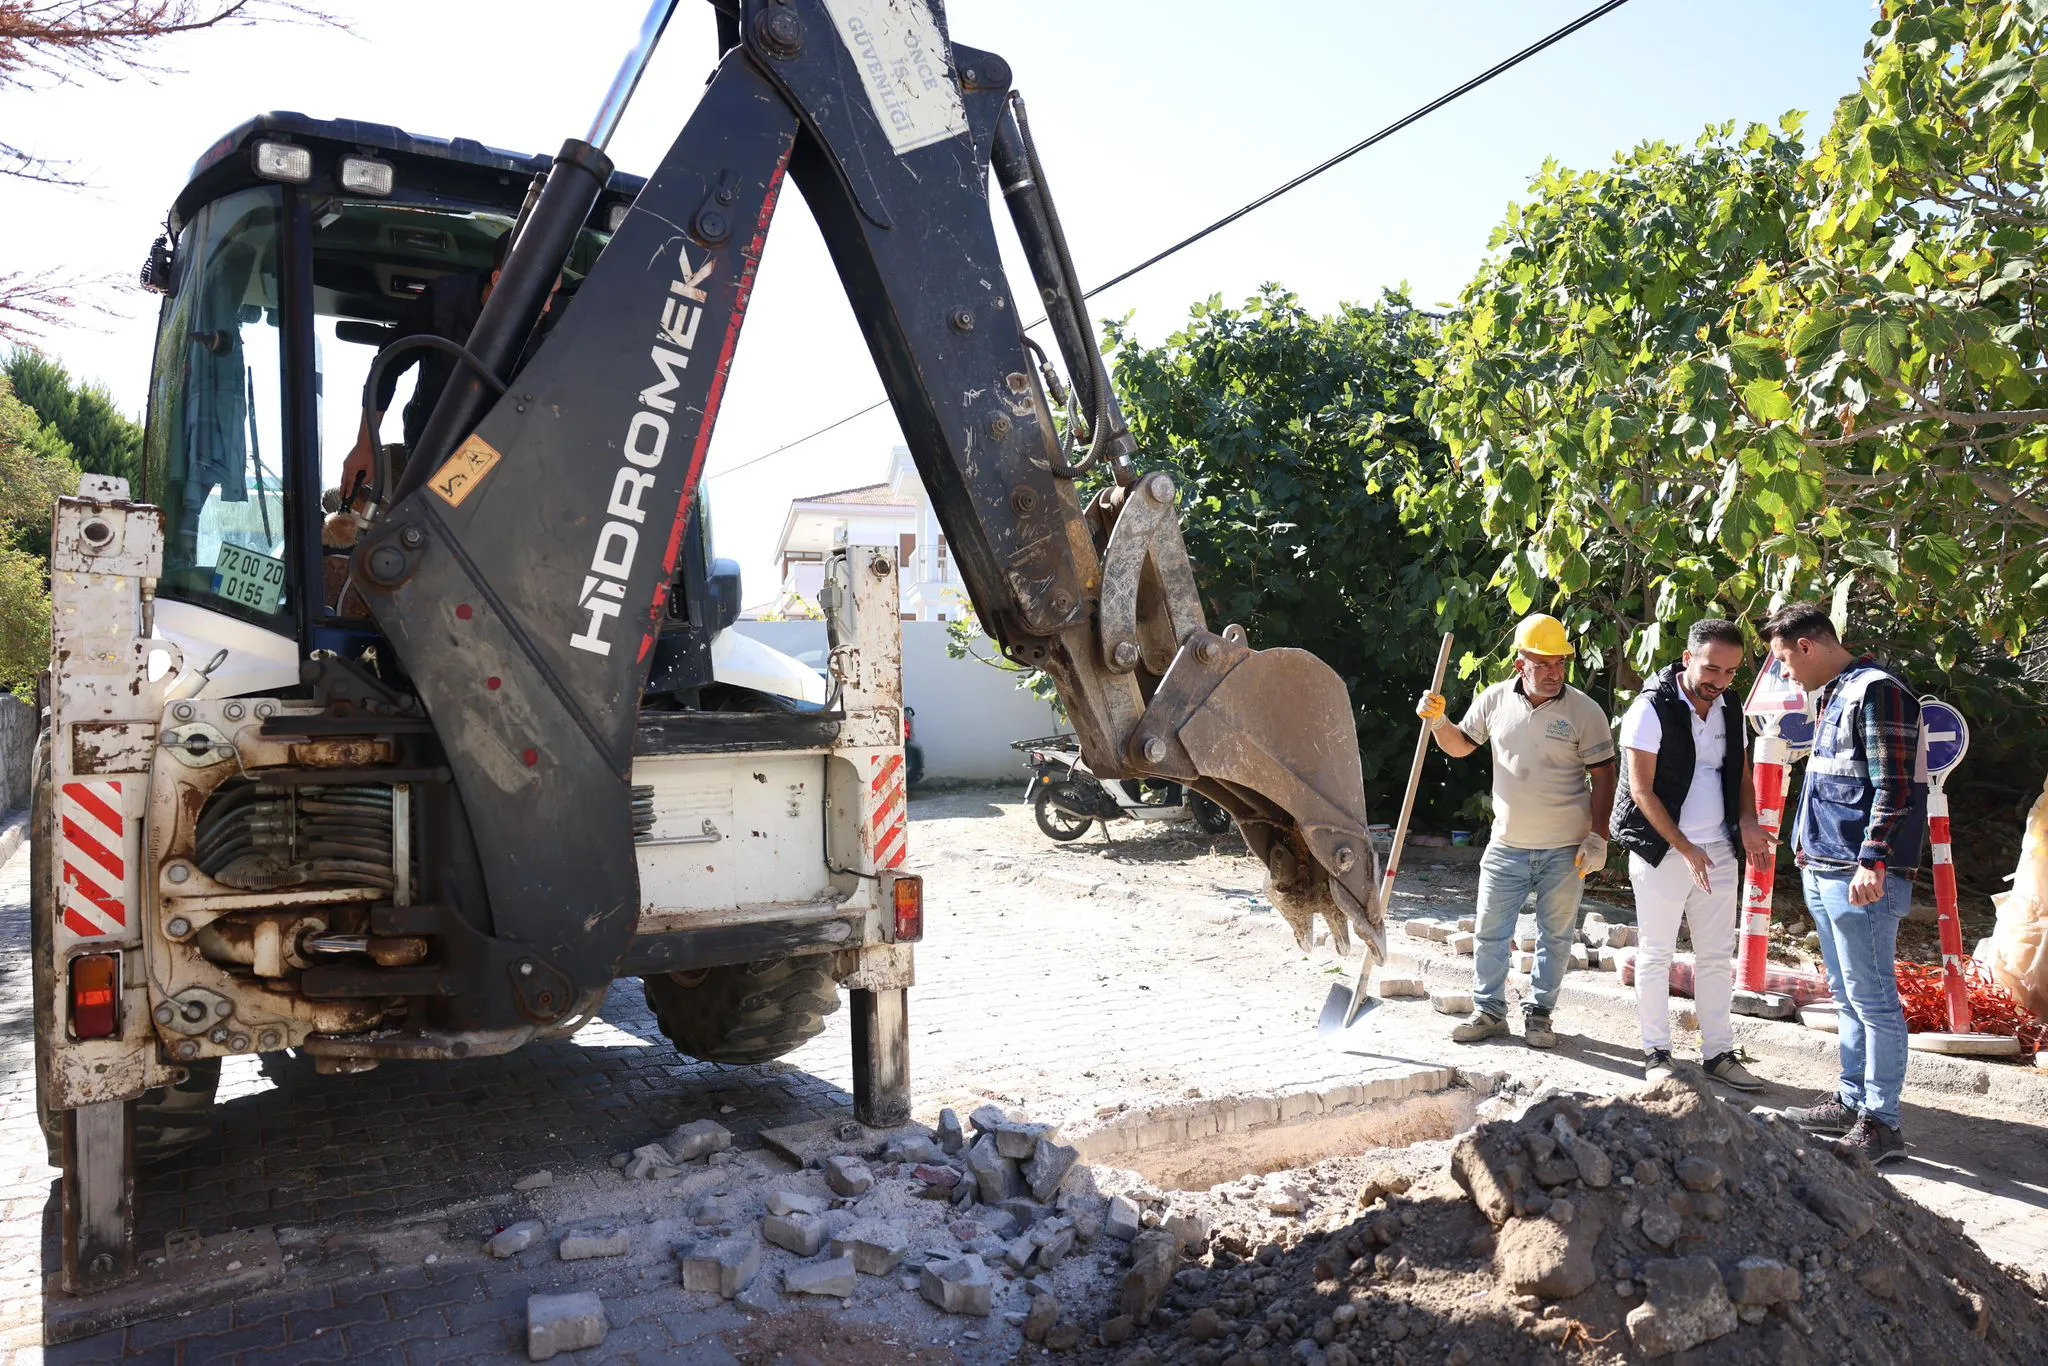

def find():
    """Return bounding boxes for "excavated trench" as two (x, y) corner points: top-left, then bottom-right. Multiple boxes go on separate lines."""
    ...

(1064, 1067), (1478, 1192)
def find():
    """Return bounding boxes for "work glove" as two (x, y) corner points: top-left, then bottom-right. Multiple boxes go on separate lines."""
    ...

(1575, 832), (1608, 879)
(1415, 691), (1448, 724)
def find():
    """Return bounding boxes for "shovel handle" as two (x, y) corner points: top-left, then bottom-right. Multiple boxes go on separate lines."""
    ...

(1378, 632), (1455, 909)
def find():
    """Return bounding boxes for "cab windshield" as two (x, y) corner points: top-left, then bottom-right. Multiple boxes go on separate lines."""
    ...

(146, 186), (290, 624)
(144, 181), (614, 634)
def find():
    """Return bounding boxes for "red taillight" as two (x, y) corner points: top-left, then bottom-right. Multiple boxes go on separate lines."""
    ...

(892, 873), (924, 942)
(69, 953), (120, 1039)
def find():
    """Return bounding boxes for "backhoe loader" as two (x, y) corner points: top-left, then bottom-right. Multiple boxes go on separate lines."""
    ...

(30, 0), (1385, 1305)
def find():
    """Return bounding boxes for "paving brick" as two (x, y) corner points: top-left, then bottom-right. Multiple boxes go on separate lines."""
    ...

(126, 1303), (234, 1352)
(41, 1332), (127, 1365)
(240, 1329), (352, 1365)
(180, 1312), (289, 1359)
(344, 1310), (449, 1353)
(289, 1297), (391, 1340)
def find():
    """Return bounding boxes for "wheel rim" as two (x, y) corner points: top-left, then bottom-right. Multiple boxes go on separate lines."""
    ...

(1037, 798), (1091, 837)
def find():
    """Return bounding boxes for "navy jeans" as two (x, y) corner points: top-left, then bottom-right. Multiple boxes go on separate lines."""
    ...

(1471, 843), (1584, 1020)
(1802, 867), (1911, 1129)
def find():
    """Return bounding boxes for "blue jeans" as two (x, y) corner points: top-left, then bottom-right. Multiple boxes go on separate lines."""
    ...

(1472, 843), (1585, 1020)
(1802, 867), (1911, 1129)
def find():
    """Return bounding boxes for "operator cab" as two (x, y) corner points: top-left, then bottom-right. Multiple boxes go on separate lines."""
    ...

(138, 114), (810, 706)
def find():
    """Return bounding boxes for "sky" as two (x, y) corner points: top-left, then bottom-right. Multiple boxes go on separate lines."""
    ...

(0, 0), (1878, 611)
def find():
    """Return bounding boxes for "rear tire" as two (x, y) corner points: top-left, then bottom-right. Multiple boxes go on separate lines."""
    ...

(1191, 795), (1235, 837)
(642, 955), (841, 1065)
(1033, 789), (1094, 842)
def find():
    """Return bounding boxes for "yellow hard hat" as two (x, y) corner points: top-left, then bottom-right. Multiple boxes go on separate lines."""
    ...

(1512, 613), (1574, 658)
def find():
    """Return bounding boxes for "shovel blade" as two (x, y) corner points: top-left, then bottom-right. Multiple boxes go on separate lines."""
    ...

(1317, 977), (1380, 1040)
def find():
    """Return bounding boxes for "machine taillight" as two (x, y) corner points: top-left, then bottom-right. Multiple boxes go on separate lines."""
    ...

(69, 953), (120, 1039)
(892, 874), (924, 942)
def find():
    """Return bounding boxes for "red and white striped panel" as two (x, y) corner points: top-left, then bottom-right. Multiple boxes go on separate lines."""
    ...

(59, 779), (128, 939)
(869, 753), (907, 871)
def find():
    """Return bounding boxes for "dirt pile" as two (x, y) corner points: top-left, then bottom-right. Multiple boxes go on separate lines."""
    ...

(1081, 1078), (2048, 1364)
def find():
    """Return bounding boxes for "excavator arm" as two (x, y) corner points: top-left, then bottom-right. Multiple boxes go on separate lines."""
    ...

(352, 0), (1385, 1017)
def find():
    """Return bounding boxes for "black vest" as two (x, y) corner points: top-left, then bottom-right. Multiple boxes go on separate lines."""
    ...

(1611, 663), (1745, 867)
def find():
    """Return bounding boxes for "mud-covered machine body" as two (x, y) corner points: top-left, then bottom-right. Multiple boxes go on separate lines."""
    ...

(33, 0), (1388, 1299)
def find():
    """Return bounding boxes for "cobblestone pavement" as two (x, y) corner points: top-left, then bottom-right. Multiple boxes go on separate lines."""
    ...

(4, 789), (2046, 1363)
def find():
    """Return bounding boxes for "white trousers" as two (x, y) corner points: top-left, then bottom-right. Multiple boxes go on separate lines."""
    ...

(1629, 840), (1739, 1057)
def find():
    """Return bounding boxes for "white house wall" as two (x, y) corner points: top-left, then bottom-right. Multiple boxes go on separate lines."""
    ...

(731, 621), (1063, 780)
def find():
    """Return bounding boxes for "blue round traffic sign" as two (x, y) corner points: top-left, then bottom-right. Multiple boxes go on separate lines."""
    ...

(1919, 697), (1969, 779)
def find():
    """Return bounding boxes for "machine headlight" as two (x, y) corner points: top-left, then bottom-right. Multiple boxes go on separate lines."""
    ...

(340, 156), (394, 196)
(252, 140), (312, 183)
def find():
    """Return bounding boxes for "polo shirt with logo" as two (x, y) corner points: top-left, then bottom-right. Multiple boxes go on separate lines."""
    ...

(1458, 680), (1615, 851)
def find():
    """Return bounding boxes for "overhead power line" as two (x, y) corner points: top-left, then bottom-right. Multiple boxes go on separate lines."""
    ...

(708, 0), (1636, 480)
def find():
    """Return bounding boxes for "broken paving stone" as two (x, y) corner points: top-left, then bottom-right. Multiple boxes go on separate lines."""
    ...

(830, 1225), (909, 1275)
(997, 1197), (1049, 1230)
(936, 1108), (966, 1154)
(691, 1194), (744, 1227)
(678, 1235), (760, 1298)
(1121, 1231), (1179, 1321)
(1033, 1219), (1078, 1268)
(1449, 931), (1477, 956)
(623, 1144), (682, 1181)
(1457, 915), (1476, 932)
(1794, 1182), (1874, 1239)
(527, 1290), (606, 1362)
(1728, 1256), (1800, 1306)
(994, 1122), (1057, 1160)
(1024, 1137), (1079, 1203)
(1261, 1179), (1309, 1214)
(1404, 918), (1450, 941)
(1639, 1198), (1682, 1249)
(1105, 1194), (1142, 1241)
(1372, 974), (1426, 999)
(1495, 1200), (1602, 1299)
(1163, 1211), (1211, 1254)
(920, 1254), (994, 1316)
(784, 1253), (858, 1297)
(980, 1209), (1019, 1240)
(607, 1152), (631, 1169)
(824, 1154), (874, 1197)
(767, 1189), (827, 1218)
(486, 1220), (545, 1258)
(1674, 1156), (1723, 1193)
(1626, 1256), (1738, 1358)
(762, 1213), (829, 1257)
(969, 1103), (1013, 1136)
(1511, 950), (1537, 975)
(966, 1134), (1022, 1203)
(1023, 1293), (1061, 1343)
(664, 1118), (734, 1163)
(882, 1133), (946, 1164)
(558, 1224), (628, 1261)
(1004, 1233), (1039, 1272)
(512, 1170), (552, 1191)
(1044, 1320), (1082, 1351)
(1430, 988), (1476, 1016)
(1605, 923), (1639, 948)
(1568, 943), (1590, 970)
(912, 1164), (960, 1197)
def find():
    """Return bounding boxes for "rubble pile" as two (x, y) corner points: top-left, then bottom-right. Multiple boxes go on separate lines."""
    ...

(1080, 1078), (2048, 1364)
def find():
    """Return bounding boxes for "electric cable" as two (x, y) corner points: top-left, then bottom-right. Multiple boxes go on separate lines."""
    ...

(706, 0), (1635, 480)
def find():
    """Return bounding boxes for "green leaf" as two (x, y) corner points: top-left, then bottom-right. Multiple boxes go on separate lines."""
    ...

(1740, 378), (1793, 423)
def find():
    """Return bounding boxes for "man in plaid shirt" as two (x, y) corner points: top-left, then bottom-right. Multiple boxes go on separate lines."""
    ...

(1762, 602), (1926, 1164)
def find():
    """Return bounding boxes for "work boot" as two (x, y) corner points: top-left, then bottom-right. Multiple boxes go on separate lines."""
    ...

(1521, 1010), (1559, 1049)
(1838, 1114), (1907, 1165)
(1449, 1010), (1509, 1043)
(1643, 1048), (1676, 1082)
(1782, 1093), (1860, 1134)
(1703, 1051), (1764, 1092)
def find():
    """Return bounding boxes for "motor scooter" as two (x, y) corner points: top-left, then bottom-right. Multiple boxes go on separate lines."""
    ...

(1014, 735), (1235, 842)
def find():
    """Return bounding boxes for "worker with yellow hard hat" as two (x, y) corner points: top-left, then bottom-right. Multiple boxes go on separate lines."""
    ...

(1415, 613), (1618, 1048)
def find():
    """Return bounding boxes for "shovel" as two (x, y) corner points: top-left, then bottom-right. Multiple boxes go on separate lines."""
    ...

(1319, 630), (1455, 1040)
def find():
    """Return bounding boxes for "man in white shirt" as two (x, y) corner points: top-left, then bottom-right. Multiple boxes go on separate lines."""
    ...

(1417, 614), (1616, 1049)
(1610, 619), (1771, 1088)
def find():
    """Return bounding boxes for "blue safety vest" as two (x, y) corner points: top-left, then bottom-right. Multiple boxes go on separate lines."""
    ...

(1792, 662), (1927, 871)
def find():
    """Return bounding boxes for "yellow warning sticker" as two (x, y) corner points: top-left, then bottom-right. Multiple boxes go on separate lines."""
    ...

(429, 434), (502, 508)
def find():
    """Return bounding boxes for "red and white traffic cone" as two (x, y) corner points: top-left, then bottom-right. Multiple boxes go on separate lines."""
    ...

(1927, 782), (1973, 1033)
(1734, 732), (1790, 1010)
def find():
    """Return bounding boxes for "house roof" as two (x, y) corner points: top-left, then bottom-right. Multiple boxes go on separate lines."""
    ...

(792, 481), (915, 507)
